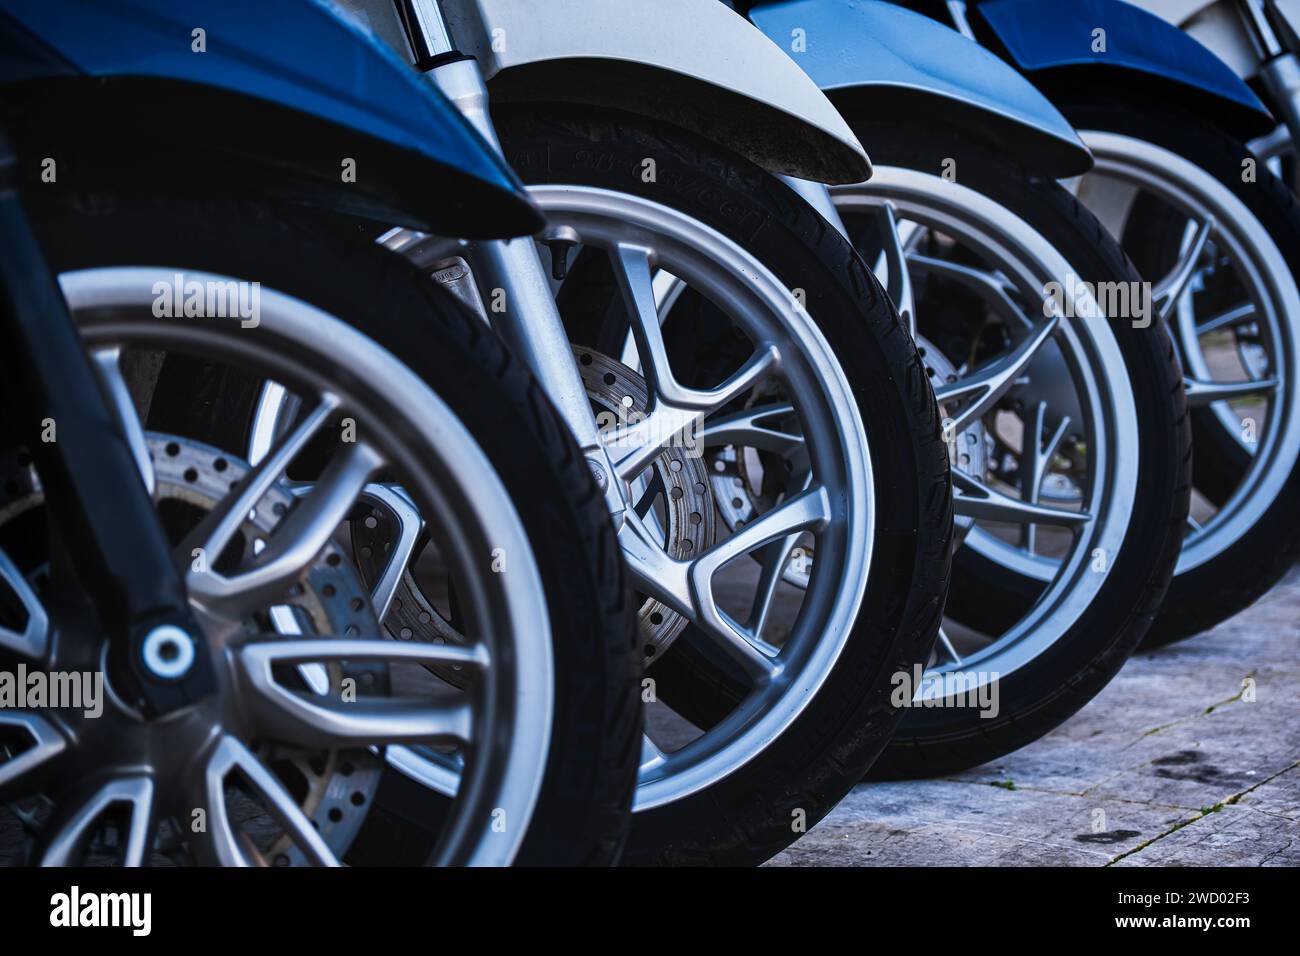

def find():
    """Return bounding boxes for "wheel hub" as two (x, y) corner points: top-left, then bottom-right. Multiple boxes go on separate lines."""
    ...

(0, 436), (382, 865)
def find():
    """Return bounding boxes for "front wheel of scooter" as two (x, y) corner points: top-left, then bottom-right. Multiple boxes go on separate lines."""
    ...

(485, 103), (953, 865)
(1059, 97), (1300, 648)
(18, 192), (641, 866)
(833, 118), (1191, 779)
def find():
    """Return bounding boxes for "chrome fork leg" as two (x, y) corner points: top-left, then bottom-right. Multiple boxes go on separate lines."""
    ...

(404, 2), (628, 519)
(464, 236), (609, 454)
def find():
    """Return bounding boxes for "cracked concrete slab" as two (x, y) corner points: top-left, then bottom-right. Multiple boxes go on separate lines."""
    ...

(769, 566), (1300, 867)
(1112, 798), (1300, 867)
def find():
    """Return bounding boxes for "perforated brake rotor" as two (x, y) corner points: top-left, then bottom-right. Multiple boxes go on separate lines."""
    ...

(917, 334), (991, 545)
(0, 436), (384, 866)
(577, 347), (716, 660)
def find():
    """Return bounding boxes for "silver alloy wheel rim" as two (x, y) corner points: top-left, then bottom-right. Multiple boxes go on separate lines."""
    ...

(2, 267), (554, 866)
(832, 167), (1140, 685)
(366, 185), (872, 812)
(1074, 130), (1300, 575)
(0, 435), (391, 865)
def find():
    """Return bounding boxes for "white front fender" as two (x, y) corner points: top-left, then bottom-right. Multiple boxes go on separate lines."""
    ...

(438, 0), (871, 183)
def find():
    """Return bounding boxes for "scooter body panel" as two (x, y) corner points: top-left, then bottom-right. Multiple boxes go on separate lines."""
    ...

(0, 0), (542, 235)
(976, 0), (1274, 137)
(747, 0), (1093, 177)
(436, 0), (872, 183)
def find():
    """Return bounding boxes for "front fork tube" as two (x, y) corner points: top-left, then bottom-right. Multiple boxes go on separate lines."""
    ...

(1259, 53), (1300, 158)
(422, 56), (627, 520)
(0, 133), (213, 714)
(463, 236), (607, 455)
(1238, 1), (1300, 163)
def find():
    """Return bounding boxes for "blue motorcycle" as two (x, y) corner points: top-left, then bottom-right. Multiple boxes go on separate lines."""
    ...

(738, 0), (1192, 778)
(0, 0), (642, 866)
(910, 0), (1300, 651)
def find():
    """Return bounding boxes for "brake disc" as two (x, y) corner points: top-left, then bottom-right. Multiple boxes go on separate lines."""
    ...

(0, 436), (383, 866)
(917, 333), (991, 545)
(577, 348), (715, 659)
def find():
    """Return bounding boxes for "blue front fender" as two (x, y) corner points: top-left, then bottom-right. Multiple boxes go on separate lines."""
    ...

(748, 0), (1093, 177)
(977, 0), (1274, 138)
(0, 0), (542, 236)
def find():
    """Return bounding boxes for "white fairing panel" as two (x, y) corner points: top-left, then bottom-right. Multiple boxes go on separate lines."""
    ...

(438, 0), (871, 183)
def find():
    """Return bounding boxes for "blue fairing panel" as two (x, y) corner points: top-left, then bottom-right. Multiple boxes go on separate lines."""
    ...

(979, 0), (1273, 129)
(748, 0), (1092, 176)
(0, 0), (539, 233)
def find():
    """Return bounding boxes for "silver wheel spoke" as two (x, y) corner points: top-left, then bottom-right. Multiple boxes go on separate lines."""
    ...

(358, 483), (424, 622)
(640, 735), (668, 775)
(183, 395), (339, 568)
(1196, 302), (1255, 335)
(745, 470), (815, 636)
(936, 626), (962, 666)
(190, 440), (384, 616)
(607, 243), (779, 480)
(614, 242), (776, 410)
(612, 243), (677, 397)
(40, 776), (153, 867)
(699, 403), (804, 457)
(238, 638), (482, 748)
(953, 468), (1090, 527)
(617, 509), (696, 615)
(907, 254), (1031, 331)
(683, 348), (778, 411)
(934, 315), (1060, 434)
(198, 735), (339, 867)
(687, 605), (781, 684)
(607, 404), (707, 481)
(620, 487), (829, 683)
(241, 636), (489, 670)
(747, 534), (801, 640)
(606, 346), (779, 481)
(875, 203), (917, 337)
(1155, 218), (1214, 322)
(1184, 375), (1279, 406)
(0, 712), (66, 794)
(0, 547), (48, 660)
(695, 486), (830, 576)
(384, 745), (461, 799)
(687, 487), (830, 682)
(90, 346), (155, 494)
(1020, 402), (1072, 555)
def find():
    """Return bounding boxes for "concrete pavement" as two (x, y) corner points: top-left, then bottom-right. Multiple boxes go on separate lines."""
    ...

(769, 567), (1300, 866)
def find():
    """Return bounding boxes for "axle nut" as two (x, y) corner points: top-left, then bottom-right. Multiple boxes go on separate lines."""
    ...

(141, 625), (197, 680)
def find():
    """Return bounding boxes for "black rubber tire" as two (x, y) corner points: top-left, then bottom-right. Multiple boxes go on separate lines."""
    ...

(28, 192), (641, 866)
(492, 102), (953, 864)
(840, 119), (1191, 779)
(1058, 97), (1300, 648)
